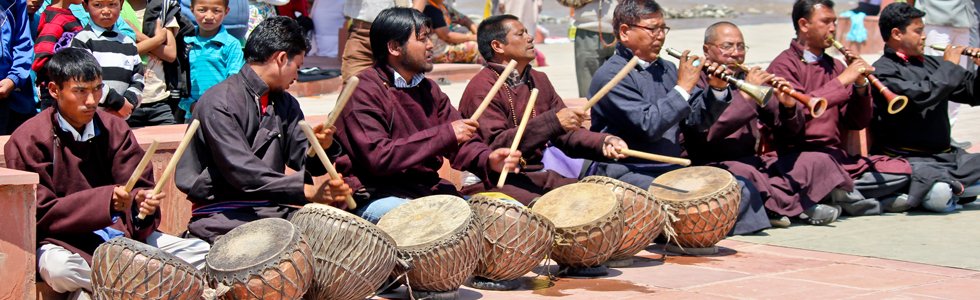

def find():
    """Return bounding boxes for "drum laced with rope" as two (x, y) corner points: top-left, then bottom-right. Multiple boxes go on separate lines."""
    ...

(91, 237), (208, 300)
(289, 203), (400, 300)
(205, 218), (315, 300)
(581, 176), (674, 267)
(376, 195), (483, 300)
(466, 195), (555, 290)
(647, 166), (740, 255)
(531, 183), (623, 277)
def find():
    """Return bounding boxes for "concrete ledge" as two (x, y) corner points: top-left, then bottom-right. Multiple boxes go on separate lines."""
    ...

(0, 168), (37, 300)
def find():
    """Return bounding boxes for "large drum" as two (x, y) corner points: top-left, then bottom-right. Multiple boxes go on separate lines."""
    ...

(582, 176), (668, 266)
(289, 203), (399, 300)
(206, 218), (314, 300)
(91, 237), (207, 300)
(531, 183), (623, 272)
(468, 195), (554, 290)
(377, 195), (482, 299)
(647, 166), (740, 253)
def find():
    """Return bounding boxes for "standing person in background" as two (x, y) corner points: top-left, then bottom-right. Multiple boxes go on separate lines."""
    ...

(181, 0), (244, 120)
(1, 0), (36, 135)
(340, 0), (425, 81)
(916, 0), (979, 138)
(121, 0), (180, 127)
(179, 0), (247, 42)
(573, 0), (616, 98)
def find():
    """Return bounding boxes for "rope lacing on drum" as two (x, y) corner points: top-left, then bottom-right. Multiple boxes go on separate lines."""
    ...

(660, 201), (681, 256)
(201, 283), (230, 300)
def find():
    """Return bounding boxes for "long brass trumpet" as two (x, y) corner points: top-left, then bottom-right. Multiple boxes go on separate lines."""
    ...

(929, 44), (980, 58)
(733, 63), (828, 118)
(827, 36), (908, 114)
(664, 47), (773, 106)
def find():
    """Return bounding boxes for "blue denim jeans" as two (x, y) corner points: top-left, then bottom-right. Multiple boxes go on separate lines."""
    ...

(353, 197), (410, 224)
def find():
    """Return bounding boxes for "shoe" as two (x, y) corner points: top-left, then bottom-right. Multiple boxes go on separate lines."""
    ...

(769, 215), (791, 228)
(881, 193), (912, 213)
(799, 204), (839, 226)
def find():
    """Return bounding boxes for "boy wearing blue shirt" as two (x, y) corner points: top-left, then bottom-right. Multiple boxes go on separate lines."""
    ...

(180, 0), (243, 119)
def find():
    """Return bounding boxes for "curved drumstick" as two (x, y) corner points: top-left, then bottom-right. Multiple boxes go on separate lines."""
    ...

(138, 120), (200, 220)
(124, 140), (159, 193)
(307, 76), (360, 156)
(618, 148), (691, 166)
(470, 60), (518, 121)
(299, 120), (357, 209)
(582, 56), (640, 111)
(496, 88), (539, 188)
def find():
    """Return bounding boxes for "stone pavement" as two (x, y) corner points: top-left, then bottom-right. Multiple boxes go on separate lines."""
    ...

(297, 22), (980, 298)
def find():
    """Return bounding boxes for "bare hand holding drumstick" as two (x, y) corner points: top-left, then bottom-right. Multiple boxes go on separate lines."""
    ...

(134, 190), (165, 218)
(488, 148), (523, 175)
(305, 174), (352, 205)
(556, 108), (587, 132)
(452, 119), (479, 144)
(602, 136), (629, 160)
(311, 123), (336, 151)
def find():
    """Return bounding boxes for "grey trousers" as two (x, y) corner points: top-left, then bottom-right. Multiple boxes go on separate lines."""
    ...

(833, 172), (910, 216)
(574, 29), (617, 98)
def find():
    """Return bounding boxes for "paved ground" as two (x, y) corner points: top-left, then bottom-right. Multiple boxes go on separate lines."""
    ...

(297, 22), (980, 298)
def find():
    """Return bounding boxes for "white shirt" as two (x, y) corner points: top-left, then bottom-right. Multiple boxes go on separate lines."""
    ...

(56, 113), (97, 142)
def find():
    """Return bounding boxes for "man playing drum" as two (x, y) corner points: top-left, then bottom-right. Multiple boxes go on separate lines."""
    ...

(870, 3), (980, 212)
(767, 0), (911, 220)
(4, 48), (210, 299)
(176, 17), (353, 243)
(334, 7), (522, 223)
(457, 14), (628, 204)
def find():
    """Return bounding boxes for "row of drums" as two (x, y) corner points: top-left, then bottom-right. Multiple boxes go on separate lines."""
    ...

(89, 166), (741, 300)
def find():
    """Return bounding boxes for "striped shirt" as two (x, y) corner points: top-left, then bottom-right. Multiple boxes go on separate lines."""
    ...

(32, 6), (83, 73)
(71, 24), (145, 111)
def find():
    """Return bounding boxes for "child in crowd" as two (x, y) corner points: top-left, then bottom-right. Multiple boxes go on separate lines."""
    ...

(71, 0), (144, 118)
(33, 0), (84, 109)
(180, 0), (244, 119)
(121, 0), (179, 127)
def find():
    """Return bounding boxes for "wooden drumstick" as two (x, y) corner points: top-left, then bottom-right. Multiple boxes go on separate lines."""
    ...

(307, 76), (360, 156)
(496, 88), (539, 188)
(618, 148), (691, 166)
(124, 140), (159, 193)
(582, 56), (639, 111)
(138, 120), (200, 220)
(299, 120), (357, 209)
(470, 60), (518, 121)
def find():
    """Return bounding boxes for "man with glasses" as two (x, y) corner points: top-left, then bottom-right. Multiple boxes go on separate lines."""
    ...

(586, 0), (733, 192)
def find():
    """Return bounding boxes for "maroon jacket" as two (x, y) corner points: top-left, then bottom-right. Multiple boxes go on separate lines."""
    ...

(335, 65), (496, 200)
(4, 108), (158, 263)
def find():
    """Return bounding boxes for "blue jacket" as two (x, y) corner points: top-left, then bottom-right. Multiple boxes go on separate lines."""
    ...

(2, 0), (35, 114)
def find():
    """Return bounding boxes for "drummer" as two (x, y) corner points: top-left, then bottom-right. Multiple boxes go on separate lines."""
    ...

(3, 48), (210, 298)
(176, 17), (353, 243)
(585, 1), (731, 189)
(767, 0), (910, 219)
(334, 7), (522, 223)
(457, 15), (628, 204)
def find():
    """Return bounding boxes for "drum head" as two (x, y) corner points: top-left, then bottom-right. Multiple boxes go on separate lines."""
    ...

(208, 218), (298, 271)
(648, 166), (735, 202)
(531, 183), (617, 228)
(377, 195), (471, 248)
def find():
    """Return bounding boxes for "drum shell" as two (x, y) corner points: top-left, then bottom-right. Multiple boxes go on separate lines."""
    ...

(470, 196), (554, 281)
(549, 201), (623, 268)
(91, 237), (207, 300)
(396, 209), (482, 292)
(655, 171), (741, 248)
(290, 204), (399, 300)
(582, 176), (667, 260)
(206, 220), (315, 300)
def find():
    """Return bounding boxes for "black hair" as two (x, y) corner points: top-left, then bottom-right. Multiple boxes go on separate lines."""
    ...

(704, 21), (738, 44)
(82, 0), (125, 6)
(477, 14), (520, 62)
(612, 0), (663, 36)
(791, 0), (835, 33)
(878, 2), (926, 41)
(244, 17), (310, 63)
(191, 0), (230, 9)
(369, 7), (432, 64)
(46, 48), (102, 88)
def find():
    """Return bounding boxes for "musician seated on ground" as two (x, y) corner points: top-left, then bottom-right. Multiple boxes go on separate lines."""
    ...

(681, 21), (816, 231)
(457, 14), (628, 204)
(334, 7), (522, 223)
(3, 48), (210, 298)
(766, 0), (911, 220)
(870, 2), (980, 212)
(175, 17), (352, 243)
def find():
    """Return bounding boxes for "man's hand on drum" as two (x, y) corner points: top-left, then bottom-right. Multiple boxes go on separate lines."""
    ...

(305, 174), (353, 205)
(135, 190), (165, 217)
(602, 135), (628, 160)
(488, 148), (523, 174)
(312, 123), (336, 151)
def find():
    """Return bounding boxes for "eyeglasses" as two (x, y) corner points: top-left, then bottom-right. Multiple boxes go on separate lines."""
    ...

(629, 24), (671, 37)
(707, 42), (749, 53)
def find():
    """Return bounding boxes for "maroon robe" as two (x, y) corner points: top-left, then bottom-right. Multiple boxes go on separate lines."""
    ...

(766, 40), (910, 180)
(335, 65), (497, 201)
(4, 108), (159, 263)
(457, 63), (608, 203)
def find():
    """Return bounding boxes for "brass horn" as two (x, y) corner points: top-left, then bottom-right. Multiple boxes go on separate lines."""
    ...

(734, 63), (828, 118)
(664, 48), (773, 106)
(828, 36), (908, 114)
